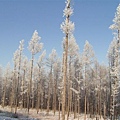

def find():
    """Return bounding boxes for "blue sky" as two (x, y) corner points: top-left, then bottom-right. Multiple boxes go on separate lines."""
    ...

(0, 0), (119, 67)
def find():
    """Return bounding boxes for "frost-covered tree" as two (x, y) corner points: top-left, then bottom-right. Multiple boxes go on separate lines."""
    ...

(108, 37), (120, 120)
(20, 56), (28, 109)
(53, 58), (61, 115)
(2, 63), (11, 108)
(82, 40), (94, 120)
(109, 4), (120, 36)
(70, 55), (82, 120)
(61, 0), (74, 119)
(14, 40), (24, 113)
(36, 50), (46, 114)
(28, 30), (43, 112)
(46, 49), (57, 114)
(109, 4), (120, 119)
(66, 34), (79, 119)
(10, 49), (19, 112)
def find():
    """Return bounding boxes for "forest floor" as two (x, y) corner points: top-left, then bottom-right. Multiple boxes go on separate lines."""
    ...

(0, 106), (106, 120)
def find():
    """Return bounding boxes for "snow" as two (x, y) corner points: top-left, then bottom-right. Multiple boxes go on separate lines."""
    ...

(0, 106), (106, 120)
(28, 30), (43, 55)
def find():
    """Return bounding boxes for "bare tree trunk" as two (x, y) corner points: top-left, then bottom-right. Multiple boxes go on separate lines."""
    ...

(37, 90), (40, 114)
(41, 92), (43, 111)
(67, 58), (71, 120)
(53, 79), (57, 115)
(62, 0), (71, 118)
(2, 77), (7, 108)
(59, 101), (61, 120)
(84, 93), (87, 120)
(84, 66), (87, 120)
(36, 66), (42, 113)
(74, 95), (77, 119)
(15, 50), (22, 114)
(78, 98), (80, 120)
(47, 83), (50, 114)
(32, 90), (34, 109)
(99, 79), (102, 119)
(47, 67), (52, 114)
(27, 54), (34, 113)
(36, 79), (40, 113)
(10, 67), (16, 112)
(27, 82), (30, 113)
(104, 101), (106, 119)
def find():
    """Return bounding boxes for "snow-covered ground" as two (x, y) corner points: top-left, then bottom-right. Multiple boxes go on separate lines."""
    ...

(0, 106), (105, 120)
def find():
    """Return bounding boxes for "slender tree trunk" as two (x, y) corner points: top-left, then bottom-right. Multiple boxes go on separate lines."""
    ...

(84, 66), (87, 120)
(2, 77), (7, 108)
(53, 79), (57, 115)
(99, 79), (102, 119)
(32, 86), (35, 109)
(41, 92), (43, 111)
(62, 0), (70, 118)
(37, 89), (40, 114)
(10, 66), (16, 112)
(78, 98), (80, 120)
(59, 101), (61, 120)
(78, 80), (80, 120)
(84, 93), (87, 120)
(67, 58), (71, 120)
(27, 54), (34, 113)
(10, 79), (15, 112)
(47, 67), (52, 114)
(47, 86), (50, 114)
(15, 50), (22, 114)
(37, 80), (40, 113)
(74, 94), (77, 119)
(62, 23), (69, 120)
(27, 82), (30, 113)
(21, 69), (25, 109)
(104, 101), (106, 119)
(37, 66), (42, 113)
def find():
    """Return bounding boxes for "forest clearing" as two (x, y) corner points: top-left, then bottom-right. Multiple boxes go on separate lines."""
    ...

(0, 0), (120, 120)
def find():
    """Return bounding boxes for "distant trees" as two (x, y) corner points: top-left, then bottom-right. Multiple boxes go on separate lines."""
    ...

(2, 63), (11, 108)
(0, 1), (120, 120)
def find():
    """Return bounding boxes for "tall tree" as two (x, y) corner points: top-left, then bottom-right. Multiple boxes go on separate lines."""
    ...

(67, 34), (79, 119)
(46, 49), (57, 114)
(28, 30), (43, 113)
(109, 4), (120, 120)
(20, 56), (28, 109)
(82, 40), (94, 120)
(15, 40), (24, 113)
(36, 50), (46, 113)
(61, 0), (74, 119)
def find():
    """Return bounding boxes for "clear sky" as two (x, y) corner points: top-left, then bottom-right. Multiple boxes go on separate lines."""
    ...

(0, 0), (119, 67)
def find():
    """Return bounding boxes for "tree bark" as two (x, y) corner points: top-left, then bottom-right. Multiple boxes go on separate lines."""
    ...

(27, 54), (34, 113)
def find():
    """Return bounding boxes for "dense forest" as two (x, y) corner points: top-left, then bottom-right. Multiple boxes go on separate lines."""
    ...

(0, 0), (120, 120)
